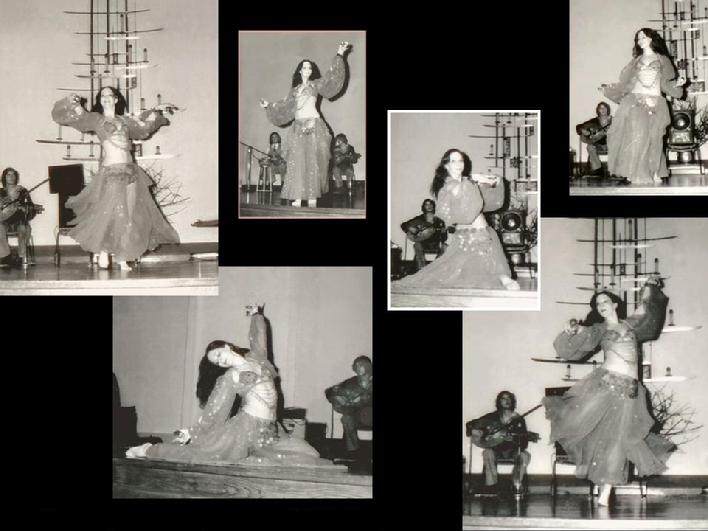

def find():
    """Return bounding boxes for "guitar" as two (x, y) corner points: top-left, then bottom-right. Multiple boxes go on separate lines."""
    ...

(467, 404), (542, 449)
(0, 180), (47, 222)
(406, 225), (441, 243)
(577, 119), (611, 145)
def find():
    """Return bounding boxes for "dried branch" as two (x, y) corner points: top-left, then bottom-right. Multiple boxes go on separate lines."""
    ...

(140, 162), (191, 218)
(649, 385), (703, 447)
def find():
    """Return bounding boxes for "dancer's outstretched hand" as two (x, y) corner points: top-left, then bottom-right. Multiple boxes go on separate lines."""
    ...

(645, 274), (663, 288)
(172, 429), (190, 444)
(259, 99), (269, 108)
(337, 41), (350, 55)
(563, 318), (580, 335)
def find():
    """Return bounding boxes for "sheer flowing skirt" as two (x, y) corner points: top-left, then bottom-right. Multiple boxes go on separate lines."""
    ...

(146, 411), (329, 467)
(393, 227), (511, 289)
(66, 162), (179, 261)
(281, 117), (331, 200)
(543, 368), (675, 485)
(607, 93), (671, 184)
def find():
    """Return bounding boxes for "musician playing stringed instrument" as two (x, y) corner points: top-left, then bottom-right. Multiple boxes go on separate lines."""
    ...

(325, 355), (372, 457)
(466, 391), (539, 496)
(400, 198), (447, 272)
(576, 102), (613, 177)
(0, 167), (43, 267)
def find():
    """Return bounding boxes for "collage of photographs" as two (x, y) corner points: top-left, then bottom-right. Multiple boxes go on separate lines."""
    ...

(2, 0), (706, 530)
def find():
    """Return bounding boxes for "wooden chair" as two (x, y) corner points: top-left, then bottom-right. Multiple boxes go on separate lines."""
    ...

(7, 229), (35, 266)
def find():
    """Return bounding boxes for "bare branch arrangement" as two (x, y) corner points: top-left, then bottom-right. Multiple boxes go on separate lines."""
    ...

(650, 385), (703, 447)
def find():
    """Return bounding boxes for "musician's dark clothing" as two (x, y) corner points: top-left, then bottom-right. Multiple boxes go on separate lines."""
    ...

(0, 186), (34, 261)
(470, 410), (531, 488)
(331, 143), (360, 188)
(576, 117), (609, 147)
(472, 410), (529, 454)
(325, 376), (372, 451)
(577, 117), (611, 172)
(400, 214), (447, 271)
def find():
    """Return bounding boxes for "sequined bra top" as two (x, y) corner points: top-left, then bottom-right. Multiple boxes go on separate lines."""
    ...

(101, 118), (132, 165)
(294, 84), (319, 119)
(601, 323), (639, 364)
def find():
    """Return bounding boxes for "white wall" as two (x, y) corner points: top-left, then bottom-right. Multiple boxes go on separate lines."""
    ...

(0, 0), (218, 245)
(113, 267), (373, 438)
(463, 218), (708, 475)
(389, 111), (538, 253)
(238, 31), (366, 185)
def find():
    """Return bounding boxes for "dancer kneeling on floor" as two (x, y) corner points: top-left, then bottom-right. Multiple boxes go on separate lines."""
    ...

(393, 149), (518, 290)
(126, 312), (329, 466)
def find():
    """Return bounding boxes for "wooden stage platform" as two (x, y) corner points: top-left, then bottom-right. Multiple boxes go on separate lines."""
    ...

(390, 278), (538, 310)
(0, 243), (218, 295)
(570, 174), (708, 196)
(113, 457), (372, 498)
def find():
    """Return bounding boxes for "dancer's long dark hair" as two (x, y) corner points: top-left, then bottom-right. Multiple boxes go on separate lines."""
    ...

(430, 149), (472, 198)
(633, 28), (671, 58)
(92, 86), (127, 115)
(582, 290), (627, 326)
(196, 340), (250, 414)
(291, 59), (322, 87)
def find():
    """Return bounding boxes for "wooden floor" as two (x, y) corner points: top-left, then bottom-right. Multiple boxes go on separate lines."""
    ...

(113, 457), (372, 498)
(463, 475), (708, 529)
(390, 277), (538, 310)
(463, 494), (708, 529)
(569, 173), (708, 196)
(0, 243), (218, 295)
(239, 183), (365, 218)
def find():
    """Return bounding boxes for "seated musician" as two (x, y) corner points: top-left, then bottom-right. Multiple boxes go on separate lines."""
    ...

(331, 133), (361, 194)
(400, 199), (447, 272)
(0, 167), (38, 267)
(467, 390), (533, 496)
(325, 355), (373, 457)
(259, 132), (287, 187)
(576, 102), (612, 177)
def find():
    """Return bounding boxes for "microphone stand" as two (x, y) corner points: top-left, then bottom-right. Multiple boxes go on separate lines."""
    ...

(239, 141), (269, 203)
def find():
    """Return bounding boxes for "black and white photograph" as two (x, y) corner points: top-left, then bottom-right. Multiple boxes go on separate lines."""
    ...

(0, 0), (218, 295)
(113, 267), (372, 498)
(570, 0), (708, 196)
(20, 2), (708, 529)
(388, 111), (539, 310)
(238, 30), (366, 218)
(463, 217), (708, 529)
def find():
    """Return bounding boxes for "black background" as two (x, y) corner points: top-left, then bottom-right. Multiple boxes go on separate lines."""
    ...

(21, 1), (706, 529)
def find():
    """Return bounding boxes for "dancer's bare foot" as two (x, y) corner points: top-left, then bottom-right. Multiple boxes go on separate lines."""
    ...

(597, 483), (612, 506)
(291, 200), (301, 207)
(307, 199), (317, 208)
(500, 275), (520, 290)
(653, 172), (663, 184)
(98, 251), (110, 269)
(117, 260), (132, 271)
(125, 442), (152, 458)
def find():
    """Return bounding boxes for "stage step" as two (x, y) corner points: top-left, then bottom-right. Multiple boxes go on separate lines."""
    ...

(113, 457), (372, 498)
(391, 283), (538, 310)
